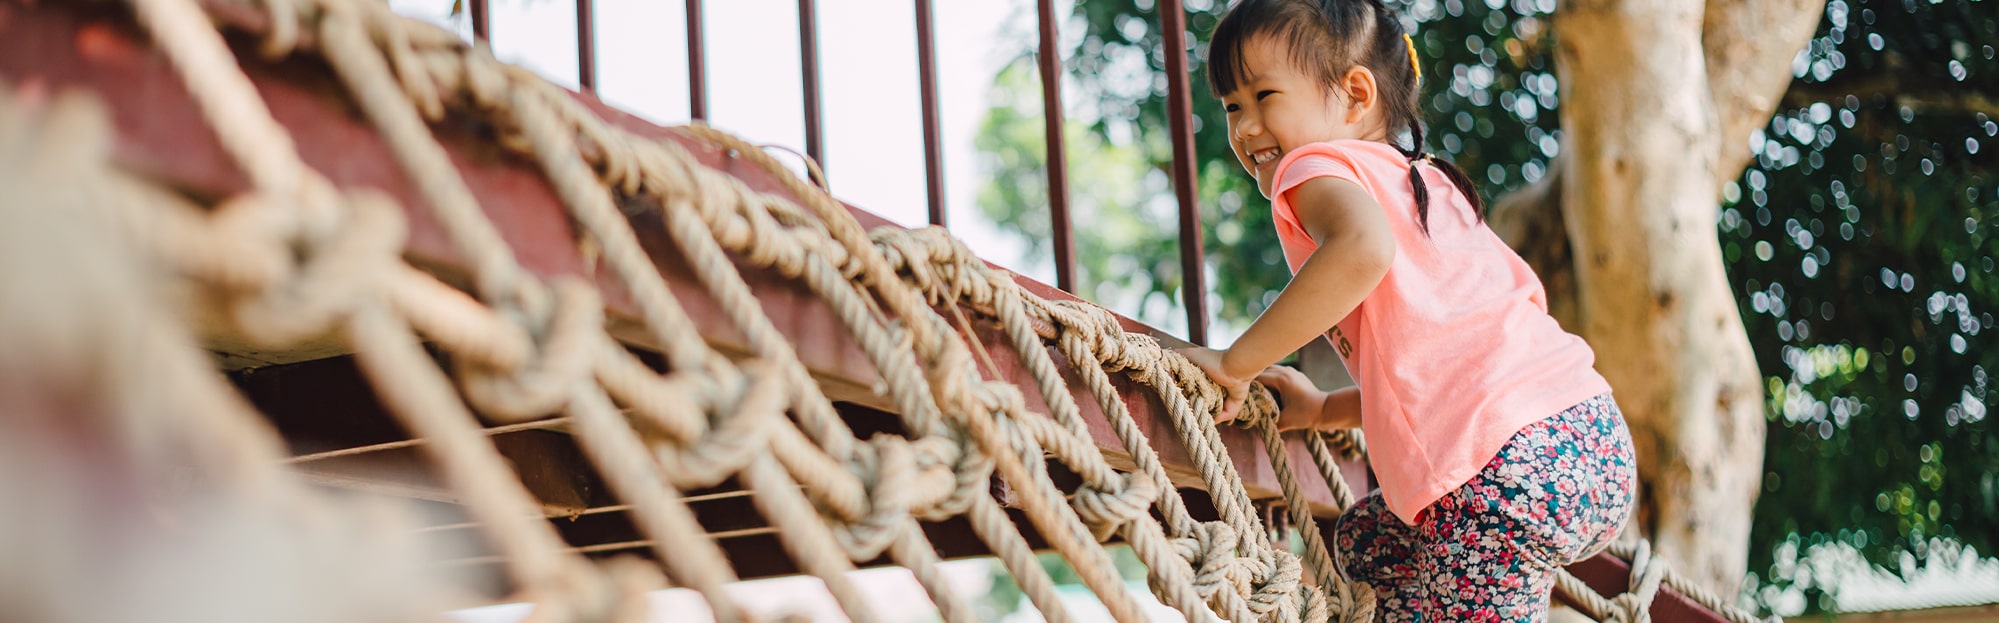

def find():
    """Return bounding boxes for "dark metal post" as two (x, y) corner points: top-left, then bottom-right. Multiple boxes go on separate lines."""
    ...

(1036, 0), (1076, 293)
(576, 0), (596, 92)
(798, 0), (825, 166)
(915, 0), (946, 227)
(1159, 0), (1207, 345)
(469, 0), (490, 41)
(685, 0), (708, 120)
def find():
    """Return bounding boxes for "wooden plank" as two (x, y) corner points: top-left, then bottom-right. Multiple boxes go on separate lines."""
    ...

(1563, 551), (1738, 623)
(1787, 605), (1999, 623)
(605, 510), (1051, 581)
(236, 356), (601, 516)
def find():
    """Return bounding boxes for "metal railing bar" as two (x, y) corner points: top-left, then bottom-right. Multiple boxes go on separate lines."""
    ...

(686, 0), (708, 120)
(438, 530), (781, 567)
(284, 417), (574, 464)
(1158, 0), (1208, 345)
(1035, 0), (1076, 292)
(798, 0), (825, 166)
(915, 0), (946, 227)
(576, 0), (596, 92)
(469, 0), (490, 41)
(412, 488), (760, 533)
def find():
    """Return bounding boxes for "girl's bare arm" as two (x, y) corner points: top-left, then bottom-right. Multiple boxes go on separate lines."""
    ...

(1310, 385), (1362, 431)
(1258, 365), (1363, 431)
(1219, 176), (1395, 381)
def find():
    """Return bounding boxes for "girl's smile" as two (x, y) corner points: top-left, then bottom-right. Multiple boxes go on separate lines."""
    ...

(1218, 36), (1387, 198)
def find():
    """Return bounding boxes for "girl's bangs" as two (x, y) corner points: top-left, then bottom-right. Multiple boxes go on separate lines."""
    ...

(1205, 3), (1336, 96)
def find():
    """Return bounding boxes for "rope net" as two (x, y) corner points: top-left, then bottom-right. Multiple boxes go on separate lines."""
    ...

(0, 0), (1765, 621)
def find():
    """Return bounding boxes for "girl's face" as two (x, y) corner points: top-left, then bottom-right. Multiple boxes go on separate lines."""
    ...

(1219, 36), (1383, 198)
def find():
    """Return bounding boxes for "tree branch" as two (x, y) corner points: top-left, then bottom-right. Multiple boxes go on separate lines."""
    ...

(1782, 69), (1999, 118)
(1704, 0), (1828, 182)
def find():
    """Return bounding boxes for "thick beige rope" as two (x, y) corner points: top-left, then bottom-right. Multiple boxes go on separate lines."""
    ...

(125, 0), (619, 616)
(663, 133), (1303, 619)
(642, 130), (1140, 620)
(871, 227), (1298, 622)
(1556, 542), (1668, 623)
(1553, 542), (1776, 623)
(337, 1), (1118, 619)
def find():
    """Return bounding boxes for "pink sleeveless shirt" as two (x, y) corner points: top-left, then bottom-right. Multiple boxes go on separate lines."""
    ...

(1270, 140), (1612, 525)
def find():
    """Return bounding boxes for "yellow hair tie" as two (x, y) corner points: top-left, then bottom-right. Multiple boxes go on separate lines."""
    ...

(1404, 33), (1422, 81)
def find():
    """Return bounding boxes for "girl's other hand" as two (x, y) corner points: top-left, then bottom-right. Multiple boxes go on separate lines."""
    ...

(1177, 346), (1251, 422)
(1256, 365), (1329, 432)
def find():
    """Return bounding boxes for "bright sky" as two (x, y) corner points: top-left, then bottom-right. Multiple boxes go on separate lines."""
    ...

(386, 0), (1046, 282)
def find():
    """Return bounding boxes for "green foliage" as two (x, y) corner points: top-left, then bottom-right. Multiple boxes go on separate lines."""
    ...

(976, 61), (1193, 326)
(975, 2), (1285, 332)
(971, 547), (1153, 617)
(971, 0), (1995, 615)
(1730, 0), (1998, 612)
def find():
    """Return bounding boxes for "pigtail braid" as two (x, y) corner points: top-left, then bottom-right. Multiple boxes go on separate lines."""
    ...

(1398, 132), (1432, 232)
(1404, 108), (1486, 235)
(1375, 3), (1485, 235)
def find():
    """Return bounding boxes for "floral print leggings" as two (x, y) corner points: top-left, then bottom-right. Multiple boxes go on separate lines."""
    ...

(1333, 394), (1637, 622)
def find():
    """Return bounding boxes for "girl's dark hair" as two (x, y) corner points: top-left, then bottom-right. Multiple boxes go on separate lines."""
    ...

(1205, 0), (1483, 234)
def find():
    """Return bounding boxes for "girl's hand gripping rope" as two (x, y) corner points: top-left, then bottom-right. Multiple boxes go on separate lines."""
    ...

(1256, 365), (1335, 432)
(1235, 363), (1364, 434)
(1177, 346), (1251, 423)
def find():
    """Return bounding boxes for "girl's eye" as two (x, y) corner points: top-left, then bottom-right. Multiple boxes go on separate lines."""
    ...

(1224, 103), (1240, 113)
(1255, 90), (1276, 101)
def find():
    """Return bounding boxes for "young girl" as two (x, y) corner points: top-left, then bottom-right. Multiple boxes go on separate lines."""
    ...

(1175, 0), (1638, 620)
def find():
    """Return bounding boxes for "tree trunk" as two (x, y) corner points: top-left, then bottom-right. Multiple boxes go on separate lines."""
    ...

(1488, 161), (1576, 330)
(1500, 0), (1824, 333)
(1549, 0), (1766, 595)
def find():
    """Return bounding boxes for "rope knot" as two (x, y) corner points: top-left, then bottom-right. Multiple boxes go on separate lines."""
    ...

(645, 362), (786, 490)
(831, 435), (945, 559)
(1045, 302), (1135, 368)
(459, 278), (602, 423)
(1298, 584), (1333, 623)
(1246, 548), (1304, 615)
(1231, 383), (1283, 430)
(1169, 521), (1246, 601)
(1069, 471), (1159, 542)
(1324, 576), (1377, 623)
(920, 427), (995, 521)
(195, 193), (298, 292)
(1165, 351), (1233, 422)
(223, 186), (406, 347)
(1606, 540), (1667, 623)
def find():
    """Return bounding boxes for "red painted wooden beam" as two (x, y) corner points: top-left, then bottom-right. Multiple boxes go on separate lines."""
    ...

(0, 0), (1365, 512)
(1563, 551), (1745, 623)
